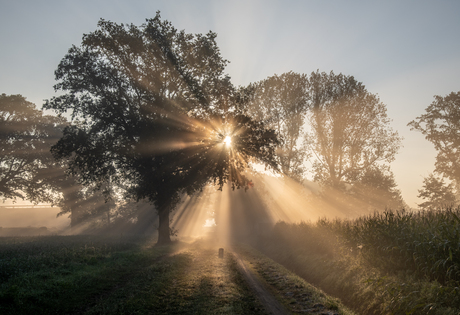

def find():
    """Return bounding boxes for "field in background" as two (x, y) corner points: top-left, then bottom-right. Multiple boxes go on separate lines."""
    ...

(254, 207), (460, 315)
(0, 205), (68, 231)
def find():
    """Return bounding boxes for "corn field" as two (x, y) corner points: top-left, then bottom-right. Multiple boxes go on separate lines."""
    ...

(257, 207), (460, 314)
(330, 208), (460, 285)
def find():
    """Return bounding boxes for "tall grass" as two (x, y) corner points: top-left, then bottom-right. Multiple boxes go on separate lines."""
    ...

(255, 207), (460, 315)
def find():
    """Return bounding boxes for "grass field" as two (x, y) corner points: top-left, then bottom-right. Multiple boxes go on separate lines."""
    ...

(0, 235), (265, 314)
(0, 234), (354, 314)
(255, 207), (460, 315)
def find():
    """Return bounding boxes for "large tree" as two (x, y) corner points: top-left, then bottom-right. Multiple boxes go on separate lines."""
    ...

(304, 71), (402, 191)
(408, 91), (460, 185)
(0, 94), (65, 203)
(44, 13), (279, 244)
(245, 72), (309, 180)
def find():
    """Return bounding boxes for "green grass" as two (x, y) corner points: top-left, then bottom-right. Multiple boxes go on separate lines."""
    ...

(0, 235), (266, 314)
(255, 207), (460, 315)
(0, 235), (169, 314)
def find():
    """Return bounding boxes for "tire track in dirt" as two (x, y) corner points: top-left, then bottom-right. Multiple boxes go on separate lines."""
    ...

(233, 251), (290, 315)
(232, 244), (352, 315)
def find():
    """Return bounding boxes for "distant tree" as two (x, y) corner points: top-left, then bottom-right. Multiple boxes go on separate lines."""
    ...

(0, 94), (65, 203)
(352, 166), (406, 210)
(417, 173), (458, 209)
(408, 91), (460, 185)
(56, 175), (116, 229)
(54, 175), (84, 226)
(44, 13), (279, 244)
(0, 95), (101, 227)
(304, 71), (402, 190)
(245, 72), (309, 180)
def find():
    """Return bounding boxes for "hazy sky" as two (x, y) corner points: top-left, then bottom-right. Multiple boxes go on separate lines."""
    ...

(1, 0), (460, 207)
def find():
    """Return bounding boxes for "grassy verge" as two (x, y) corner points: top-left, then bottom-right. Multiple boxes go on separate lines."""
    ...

(0, 235), (266, 314)
(254, 208), (460, 315)
(235, 243), (356, 315)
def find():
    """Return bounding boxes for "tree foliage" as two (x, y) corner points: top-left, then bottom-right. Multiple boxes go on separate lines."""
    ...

(304, 71), (402, 190)
(417, 173), (458, 209)
(352, 166), (405, 210)
(245, 72), (308, 180)
(0, 94), (65, 202)
(409, 91), (460, 183)
(44, 13), (279, 243)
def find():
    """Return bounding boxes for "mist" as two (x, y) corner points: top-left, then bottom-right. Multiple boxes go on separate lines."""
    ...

(0, 204), (69, 236)
(168, 167), (407, 247)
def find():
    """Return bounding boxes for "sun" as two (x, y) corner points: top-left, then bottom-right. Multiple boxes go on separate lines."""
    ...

(223, 135), (232, 146)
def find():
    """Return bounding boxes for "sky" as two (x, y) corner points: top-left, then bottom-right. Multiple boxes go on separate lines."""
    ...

(1, 0), (460, 208)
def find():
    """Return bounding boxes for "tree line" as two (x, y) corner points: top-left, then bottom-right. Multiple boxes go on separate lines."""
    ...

(1, 12), (459, 242)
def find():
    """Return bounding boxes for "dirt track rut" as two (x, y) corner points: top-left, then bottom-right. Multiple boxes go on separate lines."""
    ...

(234, 251), (290, 315)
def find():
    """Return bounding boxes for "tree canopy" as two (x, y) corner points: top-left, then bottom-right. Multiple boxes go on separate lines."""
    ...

(409, 91), (460, 184)
(245, 72), (309, 180)
(417, 173), (458, 209)
(408, 91), (460, 208)
(44, 13), (279, 243)
(0, 94), (65, 203)
(352, 166), (405, 210)
(304, 71), (402, 191)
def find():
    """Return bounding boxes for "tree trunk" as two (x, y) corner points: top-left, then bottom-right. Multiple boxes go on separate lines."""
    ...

(157, 206), (171, 244)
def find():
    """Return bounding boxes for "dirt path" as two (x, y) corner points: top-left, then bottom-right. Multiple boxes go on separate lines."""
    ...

(233, 251), (290, 315)
(233, 243), (353, 315)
